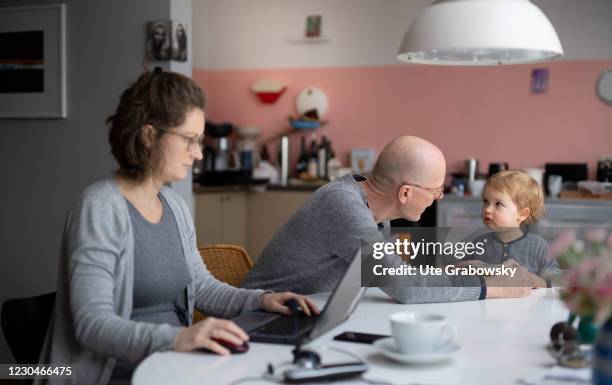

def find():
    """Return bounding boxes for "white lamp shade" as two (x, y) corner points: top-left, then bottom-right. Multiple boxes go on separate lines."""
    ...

(397, 0), (564, 65)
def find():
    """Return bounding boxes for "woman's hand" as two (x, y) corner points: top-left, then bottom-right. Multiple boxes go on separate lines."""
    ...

(260, 292), (321, 316)
(173, 317), (248, 355)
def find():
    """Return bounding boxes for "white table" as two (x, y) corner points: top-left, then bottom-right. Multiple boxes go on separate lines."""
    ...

(134, 288), (568, 385)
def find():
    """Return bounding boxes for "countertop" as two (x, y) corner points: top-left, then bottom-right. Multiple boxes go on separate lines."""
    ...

(442, 194), (612, 206)
(193, 181), (327, 194)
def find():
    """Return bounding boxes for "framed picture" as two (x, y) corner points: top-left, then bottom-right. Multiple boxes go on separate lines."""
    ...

(351, 148), (376, 175)
(146, 20), (188, 62)
(0, 4), (66, 118)
(146, 20), (172, 60)
(531, 68), (549, 94)
(171, 22), (187, 61)
(305, 15), (322, 37)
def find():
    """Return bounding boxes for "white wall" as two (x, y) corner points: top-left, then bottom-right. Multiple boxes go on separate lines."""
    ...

(192, 0), (612, 70)
(170, 0), (196, 215)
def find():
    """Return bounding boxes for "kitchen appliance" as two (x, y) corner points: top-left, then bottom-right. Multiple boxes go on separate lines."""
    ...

(195, 122), (268, 186)
(198, 121), (233, 176)
(488, 162), (509, 177)
(544, 163), (588, 194)
(597, 158), (612, 182)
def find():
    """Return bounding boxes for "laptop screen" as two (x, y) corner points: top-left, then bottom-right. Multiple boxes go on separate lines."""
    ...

(306, 250), (365, 342)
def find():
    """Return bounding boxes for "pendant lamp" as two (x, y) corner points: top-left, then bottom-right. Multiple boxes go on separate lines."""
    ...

(397, 0), (563, 65)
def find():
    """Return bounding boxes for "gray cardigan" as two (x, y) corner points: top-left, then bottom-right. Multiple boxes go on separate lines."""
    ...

(36, 179), (266, 385)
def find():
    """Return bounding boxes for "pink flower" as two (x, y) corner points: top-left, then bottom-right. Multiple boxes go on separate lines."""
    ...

(547, 230), (576, 260)
(585, 228), (608, 243)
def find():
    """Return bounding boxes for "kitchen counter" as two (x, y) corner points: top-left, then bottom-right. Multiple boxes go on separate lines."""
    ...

(193, 183), (321, 259)
(442, 194), (612, 207)
(438, 194), (612, 228)
(193, 180), (327, 194)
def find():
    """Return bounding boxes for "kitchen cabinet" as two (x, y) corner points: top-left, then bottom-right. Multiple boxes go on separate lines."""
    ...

(437, 196), (612, 230)
(247, 191), (312, 260)
(194, 187), (314, 261)
(195, 191), (248, 248)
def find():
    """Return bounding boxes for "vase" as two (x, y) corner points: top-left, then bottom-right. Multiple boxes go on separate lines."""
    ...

(593, 318), (612, 385)
(577, 314), (598, 344)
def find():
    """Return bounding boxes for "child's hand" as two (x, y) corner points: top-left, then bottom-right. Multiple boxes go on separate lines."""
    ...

(502, 259), (547, 288)
(455, 259), (488, 268)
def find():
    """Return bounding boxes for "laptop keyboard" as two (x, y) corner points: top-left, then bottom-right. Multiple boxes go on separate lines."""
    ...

(254, 314), (319, 336)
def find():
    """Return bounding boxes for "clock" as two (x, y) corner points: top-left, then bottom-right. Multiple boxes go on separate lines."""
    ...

(596, 66), (612, 105)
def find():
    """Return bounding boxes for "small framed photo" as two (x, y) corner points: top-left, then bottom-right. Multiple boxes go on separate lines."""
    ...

(351, 148), (376, 175)
(531, 68), (549, 94)
(146, 20), (172, 60)
(305, 15), (322, 37)
(171, 22), (187, 61)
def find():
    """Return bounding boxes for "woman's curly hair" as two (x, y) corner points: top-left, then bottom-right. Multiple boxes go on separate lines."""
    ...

(107, 68), (206, 181)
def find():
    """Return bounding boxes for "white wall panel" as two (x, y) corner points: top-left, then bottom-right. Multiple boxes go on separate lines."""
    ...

(192, 0), (612, 70)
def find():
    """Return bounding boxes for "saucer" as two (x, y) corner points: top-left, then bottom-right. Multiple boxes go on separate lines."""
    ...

(373, 337), (460, 364)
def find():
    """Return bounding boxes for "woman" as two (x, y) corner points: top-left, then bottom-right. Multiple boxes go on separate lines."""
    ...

(37, 68), (318, 385)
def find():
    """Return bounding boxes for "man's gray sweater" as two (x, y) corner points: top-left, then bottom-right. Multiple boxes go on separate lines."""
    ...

(242, 174), (483, 303)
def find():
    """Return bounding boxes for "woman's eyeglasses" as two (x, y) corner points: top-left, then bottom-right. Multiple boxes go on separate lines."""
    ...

(401, 182), (444, 200)
(156, 127), (204, 151)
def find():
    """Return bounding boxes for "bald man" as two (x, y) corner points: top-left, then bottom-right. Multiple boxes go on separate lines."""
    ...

(242, 136), (530, 303)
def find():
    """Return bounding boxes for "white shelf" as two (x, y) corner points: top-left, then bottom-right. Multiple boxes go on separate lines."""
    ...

(286, 36), (330, 44)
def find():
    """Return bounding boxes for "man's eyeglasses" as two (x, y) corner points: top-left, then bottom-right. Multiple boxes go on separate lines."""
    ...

(156, 127), (204, 151)
(401, 182), (444, 200)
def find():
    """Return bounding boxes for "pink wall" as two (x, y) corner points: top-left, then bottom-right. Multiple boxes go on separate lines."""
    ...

(193, 60), (612, 180)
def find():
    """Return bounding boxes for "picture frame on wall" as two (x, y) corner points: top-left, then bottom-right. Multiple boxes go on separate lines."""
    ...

(171, 22), (187, 61)
(0, 4), (67, 118)
(146, 20), (188, 62)
(146, 20), (172, 60)
(351, 148), (376, 175)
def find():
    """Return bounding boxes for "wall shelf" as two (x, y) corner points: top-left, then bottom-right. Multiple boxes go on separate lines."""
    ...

(286, 37), (330, 44)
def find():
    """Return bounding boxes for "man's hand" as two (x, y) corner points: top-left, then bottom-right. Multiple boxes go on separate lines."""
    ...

(260, 292), (320, 316)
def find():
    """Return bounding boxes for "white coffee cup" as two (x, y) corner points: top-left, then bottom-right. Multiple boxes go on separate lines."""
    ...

(390, 312), (457, 354)
(468, 179), (486, 197)
(548, 175), (563, 198)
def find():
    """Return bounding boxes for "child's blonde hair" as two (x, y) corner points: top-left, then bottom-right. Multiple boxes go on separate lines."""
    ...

(484, 170), (545, 225)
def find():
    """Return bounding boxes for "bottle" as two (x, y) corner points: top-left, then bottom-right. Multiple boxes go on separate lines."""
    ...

(327, 144), (341, 180)
(296, 136), (309, 178)
(307, 134), (318, 179)
(214, 137), (229, 171)
(317, 136), (329, 180)
(279, 136), (290, 186)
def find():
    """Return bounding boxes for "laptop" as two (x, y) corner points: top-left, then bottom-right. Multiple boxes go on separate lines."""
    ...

(232, 250), (365, 345)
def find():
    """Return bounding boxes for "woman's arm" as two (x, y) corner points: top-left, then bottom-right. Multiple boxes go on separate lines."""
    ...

(185, 221), (267, 318)
(68, 195), (181, 363)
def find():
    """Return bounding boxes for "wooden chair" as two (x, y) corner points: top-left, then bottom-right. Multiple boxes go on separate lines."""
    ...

(194, 244), (254, 322)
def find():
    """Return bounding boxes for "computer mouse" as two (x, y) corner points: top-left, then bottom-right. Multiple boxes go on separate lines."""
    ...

(198, 338), (249, 354)
(284, 298), (304, 315)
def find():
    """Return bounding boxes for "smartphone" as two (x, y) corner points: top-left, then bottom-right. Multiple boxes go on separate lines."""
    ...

(333, 331), (389, 344)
